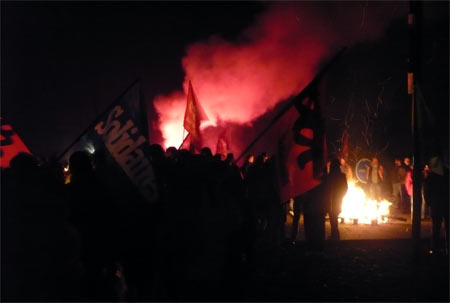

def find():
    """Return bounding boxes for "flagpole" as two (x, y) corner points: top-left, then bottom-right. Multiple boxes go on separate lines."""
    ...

(178, 133), (190, 149)
(409, 0), (423, 254)
(57, 79), (141, 161)
(235, 48), (347, 164)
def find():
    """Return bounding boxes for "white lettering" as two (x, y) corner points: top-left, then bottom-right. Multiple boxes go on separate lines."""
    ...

(95, 107), (158, 202)
(95, 106), (124, 135)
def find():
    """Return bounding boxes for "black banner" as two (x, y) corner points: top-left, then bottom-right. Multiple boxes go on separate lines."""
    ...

(60, 81), (158, 203)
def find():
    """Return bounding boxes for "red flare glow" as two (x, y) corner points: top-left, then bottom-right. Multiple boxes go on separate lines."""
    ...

(154, 3), (407, 150)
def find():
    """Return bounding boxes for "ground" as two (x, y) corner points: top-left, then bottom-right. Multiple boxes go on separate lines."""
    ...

(291, 207), (432, 241)
(232, 209), (449, 302)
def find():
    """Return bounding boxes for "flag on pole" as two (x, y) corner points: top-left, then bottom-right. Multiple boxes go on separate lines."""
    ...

(59, 80), (158, 203)
(276, 80), (328, 203)
(0, 117), (32, 168)
(234, 49), (344, 203)
(179, 133), (191, 150)
(183, 81), (208, 152)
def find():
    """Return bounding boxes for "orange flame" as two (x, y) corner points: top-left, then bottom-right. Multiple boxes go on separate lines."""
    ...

(339, 182), (392, 224)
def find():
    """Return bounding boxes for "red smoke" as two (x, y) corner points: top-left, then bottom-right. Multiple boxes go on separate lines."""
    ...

(153, 2), (407, 151)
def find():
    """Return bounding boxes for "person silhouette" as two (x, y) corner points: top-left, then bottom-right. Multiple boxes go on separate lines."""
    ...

(326, 159), (348, 240)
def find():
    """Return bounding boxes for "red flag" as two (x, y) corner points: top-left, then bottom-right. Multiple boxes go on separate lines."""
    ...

(179, 133), (191, 150)
(183, 81), (208, 151)
(0, 117), (32, 168)
(215, 130), (229, 159)
(234, 50), (344, 204)
(276, 82), (327, 203)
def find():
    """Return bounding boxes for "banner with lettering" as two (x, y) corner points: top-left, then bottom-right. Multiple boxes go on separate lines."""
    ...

(60, 81), (158, 203)
(0, 117), (32, 168)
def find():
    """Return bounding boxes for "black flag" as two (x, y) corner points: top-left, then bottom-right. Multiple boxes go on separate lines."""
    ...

(60, 81), (158, 203)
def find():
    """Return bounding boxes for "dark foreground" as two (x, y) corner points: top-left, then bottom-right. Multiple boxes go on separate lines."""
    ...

(204, 239), (449, 302)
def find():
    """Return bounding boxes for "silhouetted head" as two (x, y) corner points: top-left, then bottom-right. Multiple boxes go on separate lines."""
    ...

(394, 159), (401, 167)
(201, 147), (213, 159)
(166, 146), (178, 159)
(92, 148), (107, 170)
(429, 156), (444, 176)
(371, 157), (379, 166)
(256, 154), (266, 166)
(226, 153), (234, 164)
(403, 157), (411, 166)
(329, 158), (341, 175)
(261, 152), (269, 163)
(150, 144), (166, 163)
(69, 151), (93, 176)
(246, 154), (255, 164)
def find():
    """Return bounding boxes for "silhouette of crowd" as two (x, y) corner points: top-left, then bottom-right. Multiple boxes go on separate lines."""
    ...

(1, 146), (285, 301)
(2, 147), (448, 302)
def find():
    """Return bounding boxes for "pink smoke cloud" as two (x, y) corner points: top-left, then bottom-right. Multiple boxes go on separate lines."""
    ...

(153, 2), (407, 149)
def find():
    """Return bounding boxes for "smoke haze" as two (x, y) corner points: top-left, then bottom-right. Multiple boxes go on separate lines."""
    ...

(153, 1), (407, 150)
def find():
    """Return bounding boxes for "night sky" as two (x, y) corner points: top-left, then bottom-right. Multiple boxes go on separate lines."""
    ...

(2, 1), (265, 156)
(2, 1), (449, 167)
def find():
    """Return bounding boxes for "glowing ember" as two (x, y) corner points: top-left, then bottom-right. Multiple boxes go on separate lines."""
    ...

(339, 182), (392, 225)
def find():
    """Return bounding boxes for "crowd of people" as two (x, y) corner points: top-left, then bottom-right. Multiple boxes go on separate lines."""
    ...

(1, 146), (448, 301)
(339, 154), (449, 254)
(339, 155), (425, 212)
(2, 146), (286, 301)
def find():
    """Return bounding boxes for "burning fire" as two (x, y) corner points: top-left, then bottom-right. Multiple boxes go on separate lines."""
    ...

(63, 163), (71, 184)
(339, 182), (392, 224)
